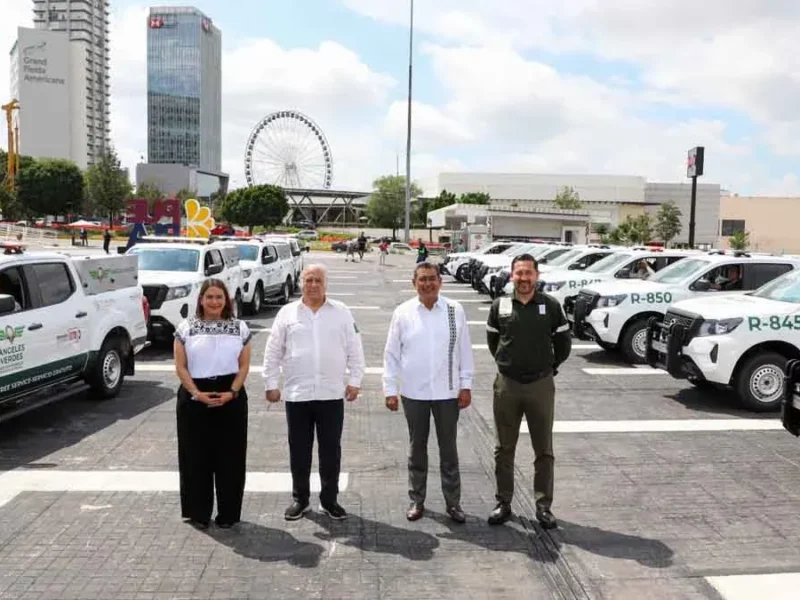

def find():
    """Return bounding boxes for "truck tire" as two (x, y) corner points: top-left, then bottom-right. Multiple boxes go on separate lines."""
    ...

(234, 292), (243, 318)
(620, 318), (649, 364)
(88, 336), (126, 400)
(735, 352), (787, 412)
(248, 283), (263, 314)
(456, 264), (469, 282)
(280, 279), (291, 305)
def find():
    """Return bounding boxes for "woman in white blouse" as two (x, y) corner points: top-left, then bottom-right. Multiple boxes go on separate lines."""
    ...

(174, 279), (252, 530)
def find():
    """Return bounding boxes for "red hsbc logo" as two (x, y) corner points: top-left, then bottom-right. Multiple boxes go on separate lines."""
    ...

(149, 17), (163, 28)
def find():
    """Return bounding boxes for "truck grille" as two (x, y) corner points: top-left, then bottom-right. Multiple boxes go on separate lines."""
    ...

(142, 285), (168, 310)
(663, 309), (701, 344)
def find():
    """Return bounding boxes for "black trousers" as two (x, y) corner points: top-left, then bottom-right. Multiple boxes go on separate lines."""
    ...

(176, 374), (248, 525)
(285, 399), (344, 506)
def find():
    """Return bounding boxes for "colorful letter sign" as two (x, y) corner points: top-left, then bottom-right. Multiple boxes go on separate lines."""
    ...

(124, 197), (216, 247)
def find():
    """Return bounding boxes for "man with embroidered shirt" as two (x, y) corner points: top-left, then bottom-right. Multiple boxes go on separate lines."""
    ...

(486, 253), (571, 529)
(263, 264), (365, 521)
(383, 262), (474, 523)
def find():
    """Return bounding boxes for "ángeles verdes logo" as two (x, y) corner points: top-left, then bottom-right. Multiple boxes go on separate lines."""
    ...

(0, 325), (24, 344)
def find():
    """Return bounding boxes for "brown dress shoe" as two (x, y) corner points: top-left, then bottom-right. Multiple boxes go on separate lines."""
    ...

(446, 505), (466, 524)
(406, 502), (424, 521)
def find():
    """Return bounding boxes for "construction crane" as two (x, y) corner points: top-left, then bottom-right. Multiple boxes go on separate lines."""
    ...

(1, 99), (20, 193)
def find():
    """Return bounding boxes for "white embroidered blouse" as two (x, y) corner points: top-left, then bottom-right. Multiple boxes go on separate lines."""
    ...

(175, 318), (252, 379)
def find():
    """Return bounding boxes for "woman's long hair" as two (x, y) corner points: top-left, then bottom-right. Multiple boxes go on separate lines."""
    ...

(195, 278), (233, 320)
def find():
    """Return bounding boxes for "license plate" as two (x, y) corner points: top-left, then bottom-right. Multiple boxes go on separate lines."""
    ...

(652, 340), (667, 353)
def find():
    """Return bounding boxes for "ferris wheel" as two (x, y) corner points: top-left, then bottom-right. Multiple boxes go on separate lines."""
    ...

(244, 110), (333, 189)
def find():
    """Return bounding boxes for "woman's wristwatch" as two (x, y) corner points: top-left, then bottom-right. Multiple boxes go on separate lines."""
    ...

(230, 388), (239, 399)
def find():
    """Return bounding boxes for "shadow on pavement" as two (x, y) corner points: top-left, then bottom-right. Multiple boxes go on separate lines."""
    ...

(306, 510), (439, 561)
(430, 511), (560, 564)
(666, 387), (777, 417)
(575, 350), (631, 366)
(555, 520), (674, 568)
(206, 521), (324, 569)
(0, 380), (174, 470)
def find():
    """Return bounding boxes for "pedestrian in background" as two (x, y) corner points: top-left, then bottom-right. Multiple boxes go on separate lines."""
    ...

(383, 261), (474, 523)
(103, 228), (112, 254)
(485, 253), (571, 529)
(174, 279), (252, 530)
(379, 239), (389, 265)
(263, 264), (365, 521)
(416, 238), (429, 263)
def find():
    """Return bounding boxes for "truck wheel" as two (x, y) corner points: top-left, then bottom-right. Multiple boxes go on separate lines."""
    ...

(280, 279), (291, 305)
(88, 336), (126, 400)
(248, 283), (263, 314)
(735, 352), (787, 412)
(456, 264), (469, 282)
(620, 318), (649, 364)
(234, 292), (243, 318)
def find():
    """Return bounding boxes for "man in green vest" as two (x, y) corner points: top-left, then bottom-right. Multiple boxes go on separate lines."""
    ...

(485, 253), (572, 529)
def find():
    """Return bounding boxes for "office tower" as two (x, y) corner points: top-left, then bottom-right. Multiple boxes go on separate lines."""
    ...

(31, 0), (111, 166)
(147, 6), (221, 172)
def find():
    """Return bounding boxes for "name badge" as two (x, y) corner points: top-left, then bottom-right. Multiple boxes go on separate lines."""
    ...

(499, 297), (512, 317)
(539, 304), (547, 315)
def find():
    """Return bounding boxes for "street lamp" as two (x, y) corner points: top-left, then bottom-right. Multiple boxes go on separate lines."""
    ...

(403, 0), (414, 243)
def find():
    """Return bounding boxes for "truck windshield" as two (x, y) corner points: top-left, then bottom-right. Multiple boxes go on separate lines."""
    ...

(237, 245), (259, 261)
(129, 248), (200, 272)
(751, 269), (800, 303)
(545, 249), (583, 267)
(584, 252), (633, 273)
(648, 258), (710, 284)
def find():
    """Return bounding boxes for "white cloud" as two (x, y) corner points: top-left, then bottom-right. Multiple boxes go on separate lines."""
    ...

(384, 100), (474, 151)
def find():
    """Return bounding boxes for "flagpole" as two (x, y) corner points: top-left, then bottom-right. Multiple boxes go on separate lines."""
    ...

(403, 0), (414, 243)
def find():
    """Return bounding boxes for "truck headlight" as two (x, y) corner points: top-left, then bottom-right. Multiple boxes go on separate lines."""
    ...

(242, 269), (253, 279)
(543, 281), (566, 292)
(697, 317), (743, 336)
(597, 294), (627, 308)
(165, 284), (192, 301)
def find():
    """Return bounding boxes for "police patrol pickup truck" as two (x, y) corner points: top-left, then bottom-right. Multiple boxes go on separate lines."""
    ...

(646, 267), (800, 412)
(572, 252), (800, 364)
(445, 241), (516, 282)
(543, 248), (694, 313)
(0, 247), (148, 419)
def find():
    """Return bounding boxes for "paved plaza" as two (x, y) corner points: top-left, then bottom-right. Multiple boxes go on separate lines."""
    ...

(2, 251), (800, 599)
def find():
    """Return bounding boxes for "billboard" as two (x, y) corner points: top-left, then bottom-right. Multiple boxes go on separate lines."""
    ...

(687, 146), (704, 178)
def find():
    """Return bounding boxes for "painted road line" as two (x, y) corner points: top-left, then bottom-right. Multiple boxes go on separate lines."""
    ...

(135, 364), (385, 375)
(467, 321), (486, 325)
(465, 339), (597, 351)
(349, 306), (381, 310)
(582, 367), (667, 376)
(520, 419), (783, 434)
(478, 307), (490, 312)
(472, 344), (489, 350)
(399, 289), (478, 294)
(706, 573), (800, 600)
(0, 471), (349, 510)
(327, 276), (358, 280)
(327, 293), (356, 296)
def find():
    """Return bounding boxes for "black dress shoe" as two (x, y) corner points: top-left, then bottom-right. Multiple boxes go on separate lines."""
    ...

(446, 505), (466, 524)
(284, 501), (310, 521)
(536, 508), (557, 530)
(321, 502), (347, 521)
(406, 502), (424, 521)
(185, 518), (209, 530)
(487, 502), (512, 525)
(214, 518), (238, 529)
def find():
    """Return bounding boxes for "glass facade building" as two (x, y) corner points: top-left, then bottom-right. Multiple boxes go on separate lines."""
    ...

(147, 6), (221, 172)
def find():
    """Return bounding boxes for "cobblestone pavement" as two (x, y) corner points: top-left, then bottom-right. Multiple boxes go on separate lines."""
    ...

(2, 252), (800, 599)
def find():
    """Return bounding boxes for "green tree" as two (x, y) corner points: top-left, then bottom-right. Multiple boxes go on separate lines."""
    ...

(592, 222), (610, 244)
(729, 230), (750, 251)
(218, 184), (289, 234)
(415, 189), (458, 225)
(17, 158), (83, 219)
(366, 175), (423, 238)
(84, 148), (131, 223)
(553, 186), (582, 210)
(459, 191), (491, 205)
(654, 201), (683, 247)
(625, 213), (653, 245)
(175, 188), (196, 202)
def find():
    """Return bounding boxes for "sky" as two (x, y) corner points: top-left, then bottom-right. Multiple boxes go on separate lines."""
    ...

(2, 0), (800, 196)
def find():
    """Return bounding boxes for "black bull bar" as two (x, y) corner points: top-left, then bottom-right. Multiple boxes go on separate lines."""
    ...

(645, 317), (691, 379)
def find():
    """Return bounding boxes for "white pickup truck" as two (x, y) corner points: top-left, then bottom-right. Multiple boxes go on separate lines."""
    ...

(0, 249), (148, 420)
(571, 252), (800, 364)
(646, 267), (800, 412)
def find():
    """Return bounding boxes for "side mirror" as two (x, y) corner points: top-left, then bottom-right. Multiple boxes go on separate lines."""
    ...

(205, 263), (223, 276)
(616, 267), (631, 279)
(692, 279), (711, 291)
(0, 294), (16, 316)
(262, 255), (275, 265)
(568, 263), (582, 270)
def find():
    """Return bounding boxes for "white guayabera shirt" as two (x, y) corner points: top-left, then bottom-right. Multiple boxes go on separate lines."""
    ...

(383, 296), (474, 401)
(262, 298), (366, 401)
